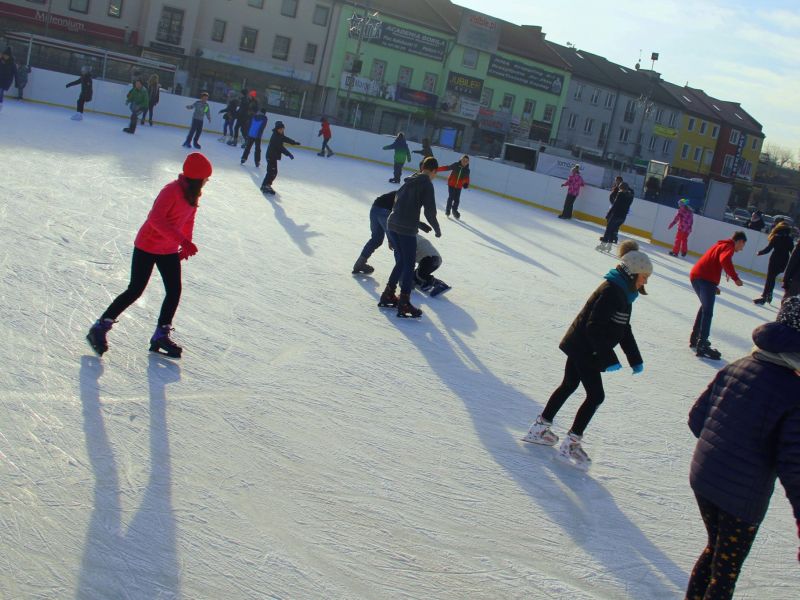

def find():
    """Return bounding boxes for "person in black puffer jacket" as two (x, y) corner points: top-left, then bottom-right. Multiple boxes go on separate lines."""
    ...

(599, 181), (634, 245)
(522, 247), (652, 470)
(686, 296), (800, 600)
(754, 220), (795, 305)
(781, 232), (800, 304)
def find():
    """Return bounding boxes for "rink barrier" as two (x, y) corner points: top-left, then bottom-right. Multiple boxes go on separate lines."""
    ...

(20, 67), (772, 278)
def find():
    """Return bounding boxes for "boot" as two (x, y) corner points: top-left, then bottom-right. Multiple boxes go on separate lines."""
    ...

(452, 209), (461, 219)
(695, 340), (721, 360)
(378, 285), (398, 308)
(557, 432), (591, 470)
(753, 296), (766, 305)
(86, 318), (115, 356)
(396, 292), (422, 318)
(352, 255), (375, 274)
(521, 416), (559, 446)
(149, 324), (182, 358)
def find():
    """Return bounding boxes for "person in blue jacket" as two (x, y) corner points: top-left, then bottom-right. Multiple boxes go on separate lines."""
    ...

(241, 108), (268, 167)
(685, 296), (800, 600)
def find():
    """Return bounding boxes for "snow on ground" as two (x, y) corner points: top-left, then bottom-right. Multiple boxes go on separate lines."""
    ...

(0, 101), (796, 599)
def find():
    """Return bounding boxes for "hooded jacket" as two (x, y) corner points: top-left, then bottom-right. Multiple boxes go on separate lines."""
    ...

(688, 321), (800, 524)
(386, 173), (440, 237)
(668, 205), (694, 234)
(438, 161), (470, 189)
(690, 238), (741, 285)
(383, 135), (411, 164)
(319, 120), (332, 140)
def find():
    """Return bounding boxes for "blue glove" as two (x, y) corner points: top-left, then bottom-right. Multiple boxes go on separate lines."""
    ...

(605, 363), (622, 372)
(631, 363), (644, 375)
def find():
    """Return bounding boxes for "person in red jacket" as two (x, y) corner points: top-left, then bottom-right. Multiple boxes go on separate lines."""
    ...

(690, 231), (747, 359)
(86, 153), (213, 358)
(436, 155), (470, 219)
(317, 116), (333, 157)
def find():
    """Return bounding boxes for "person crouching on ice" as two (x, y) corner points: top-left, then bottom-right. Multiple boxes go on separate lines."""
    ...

(522, 248), (653, 470)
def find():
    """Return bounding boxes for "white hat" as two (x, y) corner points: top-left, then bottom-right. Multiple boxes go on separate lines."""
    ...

(619, 250), (653, 275)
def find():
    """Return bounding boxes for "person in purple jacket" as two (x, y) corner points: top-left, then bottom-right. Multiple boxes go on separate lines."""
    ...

(686, 296), (800, 600)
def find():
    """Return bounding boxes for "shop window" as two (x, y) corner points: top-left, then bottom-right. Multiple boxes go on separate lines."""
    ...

(480, 87), (494, 108)
(463, 48), (478, 69)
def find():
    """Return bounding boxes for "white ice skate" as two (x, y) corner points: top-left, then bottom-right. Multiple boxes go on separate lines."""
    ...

(71, 112), (83, 121)
(557, 432), (591, 470)
(521, 416), (559, 446)
(595, 241), (611, 253)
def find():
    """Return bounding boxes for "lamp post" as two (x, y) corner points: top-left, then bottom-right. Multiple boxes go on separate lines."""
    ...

(343, 4), (380, 126)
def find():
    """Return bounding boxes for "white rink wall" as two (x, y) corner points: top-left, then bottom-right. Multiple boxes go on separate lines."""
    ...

(25, 67), (772, 276)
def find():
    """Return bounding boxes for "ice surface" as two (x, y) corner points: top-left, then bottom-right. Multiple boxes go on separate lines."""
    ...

(0, 102), (795, 599)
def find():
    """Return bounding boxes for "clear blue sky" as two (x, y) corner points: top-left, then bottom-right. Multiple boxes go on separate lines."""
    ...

(457, 0), (799, 154)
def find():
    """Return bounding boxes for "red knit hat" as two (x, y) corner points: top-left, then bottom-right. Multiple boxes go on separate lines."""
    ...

(183, 153), (212, 179)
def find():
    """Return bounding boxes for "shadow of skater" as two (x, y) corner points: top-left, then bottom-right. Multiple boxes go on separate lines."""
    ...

(373, 292), (686, 597)
(262, 194), (322, 256)
(76, 354), (181, 599)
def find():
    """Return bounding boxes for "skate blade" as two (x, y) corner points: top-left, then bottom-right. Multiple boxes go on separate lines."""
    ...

(555, 452), (590, 471)
(396, 312), (422, 319)
(149, 344), (182, 359)
(520, 435), (557, 446)
(86, 335), (106, 357)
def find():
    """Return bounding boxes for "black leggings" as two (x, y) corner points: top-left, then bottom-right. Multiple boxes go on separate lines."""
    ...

(446, 187), (462, 212)
(541, 356), (605, 436)
(685, 494), (759, 600)
(761, 259), (786, 300)
(77, 93), (87, 113)
(101, 248), (182, 327)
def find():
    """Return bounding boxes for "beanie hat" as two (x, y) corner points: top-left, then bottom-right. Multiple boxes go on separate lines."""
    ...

(248, 90), (257, 98)
(619, 250), (653, 275)
(617, 239), (639, 258)
(182, 152), (213, 179)
(679, 198), (690, 206)
(777, 296), (800, 332)
(274, 120), (285, 130)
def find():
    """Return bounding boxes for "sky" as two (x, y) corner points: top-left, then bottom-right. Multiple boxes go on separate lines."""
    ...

(457, 0), (800, 154)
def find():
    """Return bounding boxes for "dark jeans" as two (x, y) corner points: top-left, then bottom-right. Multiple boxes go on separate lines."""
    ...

(16, 86), (24, 99)
(360, 206), (391, 259)
(142, 104), (156, 124)
(560, 193), (577, 218)
(101, 248), (182, 327)
(541, 356), (605, 436)
(386, 231), (417, 294)
(185, 118), (204, 145)
(685, 494), (759, 600)
(77, 93), (87, 113)
(392, 162), (403, 181)
(602, 215), (626, 242)
(691, 279), (717, 345)
(223, 119), (233, 136)
(241, 137), (263, 165)
(234, 117), (249, 143)
(127, 107), (142, 131)
(321, 138), (332, 155)
(761, 259), (786, 301)
(446, 187), (462, 213)
(262, 158), (279, 187)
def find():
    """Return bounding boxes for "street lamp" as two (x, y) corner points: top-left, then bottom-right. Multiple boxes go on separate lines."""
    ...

(343, 5), (381, 126)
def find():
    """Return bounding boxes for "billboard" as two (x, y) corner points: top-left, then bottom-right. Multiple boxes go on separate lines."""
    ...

(364, 22), (448, 62)
(446, 71), (484, 100)
(487, 55), (564, 96)
(457, 10), (500, 53)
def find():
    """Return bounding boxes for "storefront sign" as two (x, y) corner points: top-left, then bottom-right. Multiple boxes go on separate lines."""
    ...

(731, 132), (747, 179)
(149, 41), (185, 56)
(477, 107), (510, 134)
(0, 1), (135, 43)
(365, 23), (447, 62)
(340, 72), (381, 97)
(487, 55), (565, 96)
(457, 9), (500, 53)
(395, 85), (438, 109)
(458, 98), (481, 120)
(446, 71), (484, 100)
(653, 124), (678, 138)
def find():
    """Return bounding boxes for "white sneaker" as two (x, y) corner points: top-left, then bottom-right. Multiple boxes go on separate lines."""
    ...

(557, 432), (591, 470)
(521, 416), (559, 446)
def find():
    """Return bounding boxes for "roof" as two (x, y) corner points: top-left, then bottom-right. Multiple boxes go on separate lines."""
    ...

(546, 42), (617, 88)
(686, 88), (764, 136)
(658, 81), (720, 121)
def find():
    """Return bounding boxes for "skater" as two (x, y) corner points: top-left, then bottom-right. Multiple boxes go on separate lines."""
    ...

(689, 231), (747, 359)
(437, 155), (471, 219)
(378, 156), (442, 318)
(14, 60), (30, 100)
(241, 108), (268, 167)
(609, 175), (623, 201)
(383, 132), (411, 183)
(747, 209), (765, 232)
(685, 297), (800, 600)
(123, 78), (148, 133)
(182, 91), (211, 148)
(141, 74), (160, 125)
(783, 240), (800, 303)
(644, 176), (660, 201)
(65, 66), (93, 120)
(231, 89), (257, 147)
(317, 116), (334, 157)
(557, 164), (585, 219)
(0, 46), (16, 112)
(667, 198), (694, 257)
(86, 153), (213, 358)
(754, 219), (794, 305)
(259, 120), (299, 194)
(219, 91), (239, 142)
(598, 181), (633, 249)
(412, 138), (434, 159)
(522, 249), (652, 470)
(352, 190), (395, 274)
(414, 225), (450, 296)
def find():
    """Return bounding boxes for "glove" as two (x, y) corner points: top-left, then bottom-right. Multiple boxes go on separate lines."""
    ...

(668, 223), (673, 229)
(605, 363), (622, 372)
(180, 239), (198, 260)
(631, 363), (644, 375)
(418, 223), (432, 233)
(463, 183), (469, 189)
(435, 230), (442, 238)
(287, 152), (294, 160)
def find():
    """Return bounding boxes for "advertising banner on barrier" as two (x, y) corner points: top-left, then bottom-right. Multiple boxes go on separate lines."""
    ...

(534, 153), (604, 187)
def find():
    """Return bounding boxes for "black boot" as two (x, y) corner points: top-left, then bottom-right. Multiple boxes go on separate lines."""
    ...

(397, 292), (422, 318)
(378, 285), (398, 308)
(150, 325), (182, 358)
(86, 319), (115, 356)
(753, 297), (766, 305)
(696, 340), (721, 360)
(352, 255), (375, 274)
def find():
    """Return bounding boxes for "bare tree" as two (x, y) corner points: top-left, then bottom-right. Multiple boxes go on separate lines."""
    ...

(764, 143), (794, 168)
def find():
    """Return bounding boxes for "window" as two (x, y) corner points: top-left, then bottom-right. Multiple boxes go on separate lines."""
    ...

(751, 138), (759, 151)
(343, 52), (357, 73)
(604, 92), (615, 108)
(522, 99), (535, 120)
(281, 0), (298, 18)
(423, 72), (437, 93)
(248, 0), (264, 7)
(711, 124), (719, 139)
(668, 112), (677, 127)
(157, 7), (184, 45)
(69, 0), (89, 13)
(272, 35), (291, 60)
(648, 135), (657, 151)
(211, 19), (226, 42)
(699, 121), (707, 135)
(703, 149), (713, 166)
(729, 129), (740, 144)
(618, 127), (630, 142)
(543, 104), (556, 123)
(687, 117), (696, 131)
(662, 139), (671, 155)
(598, 123), (608, 145)
(108, 0), (122, 18)
(681, 143), (690, 159)
(480, 86), (494, 108)
(463, 47), (478, 69)
(623, 99), (636, 123)
(567, 113), (577, 129)
(397, 66), (412, 87)
(573, 83), (584, 101)
(693, 147), (702, 162)
(501, 93), (515, 112)
(722, 155), (734, 176)
(739, 160), (752, 177)
(590, 88), (600, 105)
(369, 59), (386, 81)
(654, 108), (663, 123)
(304, 43), (318, 64)
(583, 117), (594, 134)
(240, 27), (258, 52)
(313, 5), (330, 26)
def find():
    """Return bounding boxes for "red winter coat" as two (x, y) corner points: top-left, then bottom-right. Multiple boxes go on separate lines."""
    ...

(319, 121), (331, 140)
(134, 178), (197, 254)
(690, 239), (741, 285)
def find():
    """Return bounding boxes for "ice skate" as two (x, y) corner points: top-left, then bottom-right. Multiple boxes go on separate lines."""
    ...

(377, 285), (398, 308)
(352, 255), (375, 274)
(327, 151), (334, 157)
(123, 127), (134, 134)
(317, 151), (326, 156)
(86, 319), (114, 356)
(521, 416), (559, 446)
(452, 209), (461, 220)
(595, 241), (611, 252)
(396, 292), (422, 318)
(428, 278), (451, 297)
(557, 432), (591, 470)
(193, 142), (201, 149)
(149, 324), (182, 358)
(753, 296), (766, 305)
(71, 112), (83, 121)
(668, 251), (678, 257)
(261, 184), (275, 195)
(182, 141), (191, 148)
(695, 340), (721, 360)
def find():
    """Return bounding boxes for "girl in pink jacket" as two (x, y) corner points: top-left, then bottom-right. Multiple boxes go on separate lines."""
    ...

(557, 165), (585, 219)
(668, 198), (694, 257)
(86, 153), (213, 358)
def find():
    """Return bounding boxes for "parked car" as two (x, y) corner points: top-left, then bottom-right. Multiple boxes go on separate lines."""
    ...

(762, 214), (775, 232)
(773, 215), (795, 227)
(723, 208), (736, 224)
(733, 208), (751, 226)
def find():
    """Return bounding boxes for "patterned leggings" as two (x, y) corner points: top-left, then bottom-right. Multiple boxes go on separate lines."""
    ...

(685, 494), (759, 600)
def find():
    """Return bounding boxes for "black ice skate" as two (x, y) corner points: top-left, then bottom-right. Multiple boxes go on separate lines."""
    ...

(378, 285), (398, 308)
(149, 325), (182, 358)
(86, 319), (114, 356)
(429, 279), (451, 297)
(352, 255), (375, 274)
(396, 293), (422, 318)
(452, 209), (461, 220)
(695, 341), (721, 360)
(261, 184), (275, 195)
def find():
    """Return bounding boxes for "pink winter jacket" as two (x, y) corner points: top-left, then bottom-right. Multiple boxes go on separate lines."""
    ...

(563, 173), (585, 196)
(134, 178), (197, 254)
(669, 206), (694, 234)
